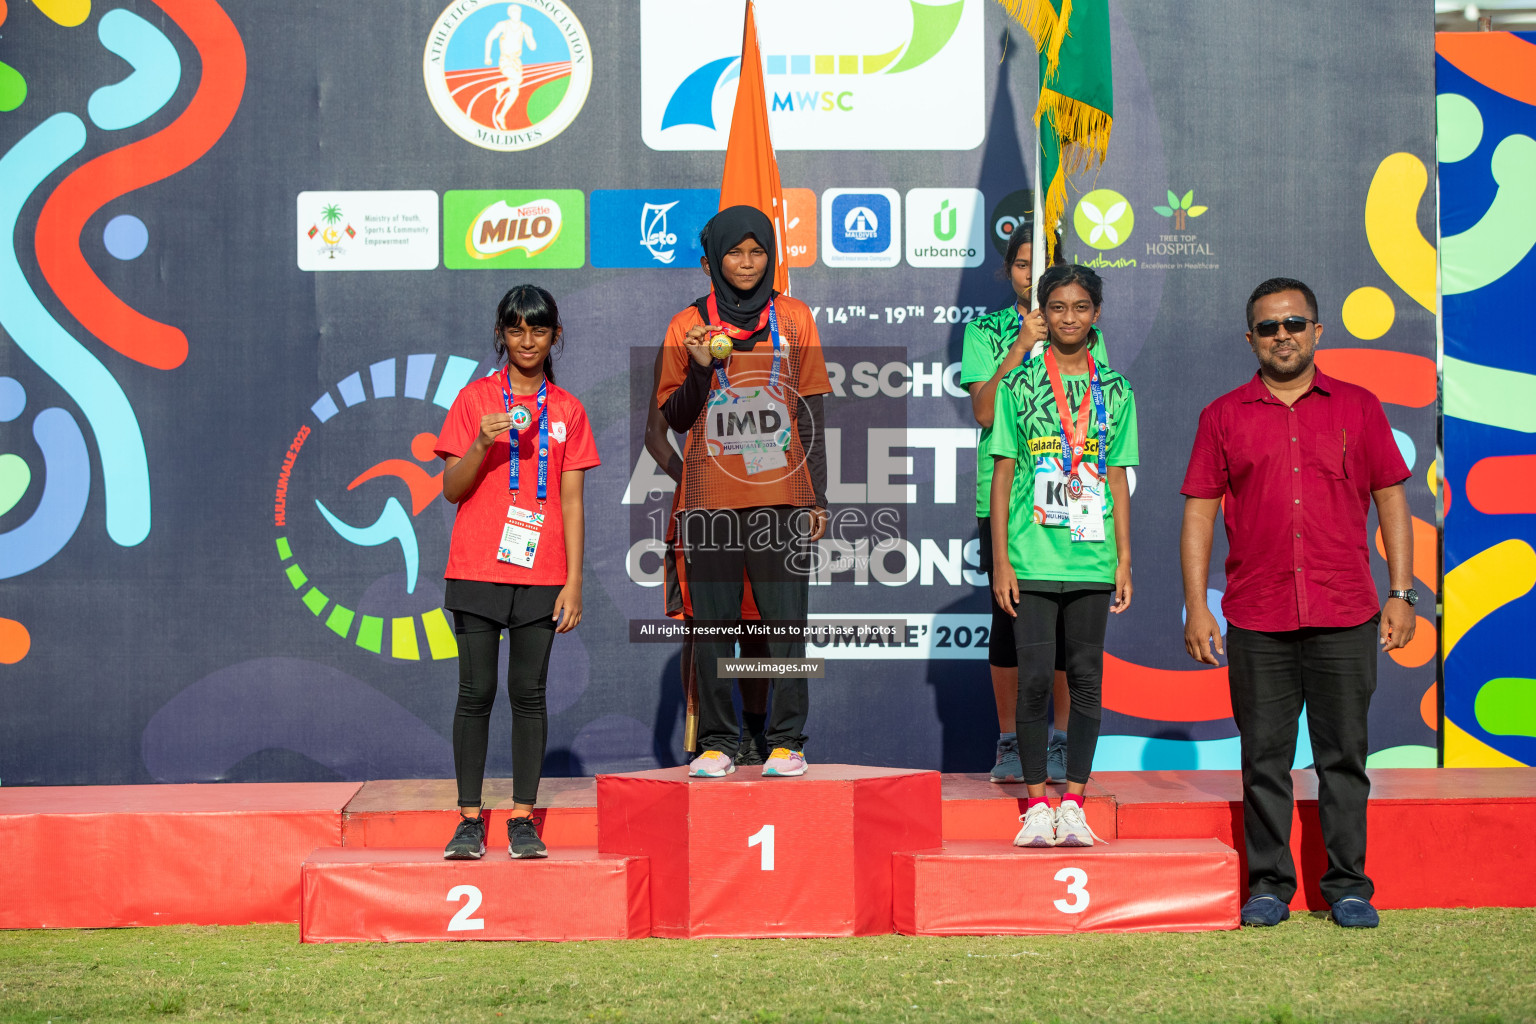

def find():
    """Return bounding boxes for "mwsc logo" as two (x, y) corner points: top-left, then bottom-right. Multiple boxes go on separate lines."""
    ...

(640, 0), (983, 151)
(423, 0), (592, 152)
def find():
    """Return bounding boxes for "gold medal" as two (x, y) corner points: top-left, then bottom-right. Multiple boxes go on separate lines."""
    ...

(707, 331), (733, 360)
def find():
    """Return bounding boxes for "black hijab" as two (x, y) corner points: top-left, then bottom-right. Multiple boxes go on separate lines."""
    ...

(697, 205), (776, 333)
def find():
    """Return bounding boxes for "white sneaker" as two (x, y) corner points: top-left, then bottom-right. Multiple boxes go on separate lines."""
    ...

(1013, 802), (1056, 848)
(1053, 799), (1107, 847)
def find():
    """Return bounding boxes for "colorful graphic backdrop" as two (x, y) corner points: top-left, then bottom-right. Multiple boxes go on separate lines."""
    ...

(0, 1), (1437, 785)
(1438, 31), (1536, 768)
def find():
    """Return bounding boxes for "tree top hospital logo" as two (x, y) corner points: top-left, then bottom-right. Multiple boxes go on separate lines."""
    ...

(272, 354), (487, 662)
(640, 0), (983, 151)
(423, 0), (592, 152)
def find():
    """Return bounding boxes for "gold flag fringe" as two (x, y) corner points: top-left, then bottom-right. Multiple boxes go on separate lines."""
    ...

(995, 0), (1072, 81)
(1036, 89), (1112, 170)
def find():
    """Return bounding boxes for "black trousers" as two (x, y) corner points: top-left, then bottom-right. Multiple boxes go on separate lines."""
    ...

(680, 506), (811, 756)
(1227, 616), (1379, 904)
(1012, 589), (1110, 785)
(449, 585), (560, 807)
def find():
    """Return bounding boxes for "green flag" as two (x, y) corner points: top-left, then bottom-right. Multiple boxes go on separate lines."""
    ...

(998, 0), (1114, 262)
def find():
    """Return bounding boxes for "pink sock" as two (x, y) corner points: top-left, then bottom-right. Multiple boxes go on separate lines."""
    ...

(1027, 796), (1050, 810)
(1061, 792), (1084, 808)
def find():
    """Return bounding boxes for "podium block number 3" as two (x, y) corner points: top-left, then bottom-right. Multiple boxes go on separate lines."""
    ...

(447, 884), (486, 931)
(748, 824), (776, 871)
(1053, 867), (1089, 914)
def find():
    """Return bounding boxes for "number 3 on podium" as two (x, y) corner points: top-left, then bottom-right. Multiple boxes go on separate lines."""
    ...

(1053, 867), (1089, 914)
(748, 824), (775, 870)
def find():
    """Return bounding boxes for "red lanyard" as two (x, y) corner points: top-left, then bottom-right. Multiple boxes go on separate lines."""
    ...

(1044, 347), (1097, 474)
(705, 292), (771, 340)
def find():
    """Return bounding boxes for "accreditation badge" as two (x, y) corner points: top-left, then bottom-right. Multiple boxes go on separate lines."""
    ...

(705, 385), (789, 475)
(495, 504), (544, 568)
(1033, 455), (1105, 541)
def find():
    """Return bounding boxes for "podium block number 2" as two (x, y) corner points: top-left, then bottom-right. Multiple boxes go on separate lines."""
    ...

(447, 884), (486, 931)
(748, 824), (775, 871)
(1053, 867), (1089, 914)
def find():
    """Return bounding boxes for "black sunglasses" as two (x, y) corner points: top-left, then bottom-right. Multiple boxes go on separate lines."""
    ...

(1252, 316), (1316, 337)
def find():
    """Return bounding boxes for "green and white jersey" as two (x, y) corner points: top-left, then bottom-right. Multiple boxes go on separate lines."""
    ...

(988, 354), (1138, 585)
(960, 310), (1108, 517)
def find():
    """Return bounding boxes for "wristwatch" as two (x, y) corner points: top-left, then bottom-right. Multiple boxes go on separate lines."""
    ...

(1389, 589), (1419, 606)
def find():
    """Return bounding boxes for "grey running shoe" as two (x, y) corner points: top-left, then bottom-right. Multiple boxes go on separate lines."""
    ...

(990, 735), (1023, 784)
(1046, 732), (1069, 783)
(507, 815), (548, 859)
(443, 812), (487, 860)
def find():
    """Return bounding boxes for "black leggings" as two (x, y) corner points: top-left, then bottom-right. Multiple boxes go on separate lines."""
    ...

(451, 587), (559, 808)
(1013, 589), (1111, 785)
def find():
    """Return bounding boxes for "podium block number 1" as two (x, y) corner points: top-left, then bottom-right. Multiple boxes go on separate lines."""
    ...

(1053, 867), (1089, 914)
(748, 824), (776, 871)
(446, 884), (486, 931)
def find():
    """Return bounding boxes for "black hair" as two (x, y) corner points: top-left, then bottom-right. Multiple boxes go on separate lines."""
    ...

(1001, 219), (1033, 268)
(493, 283), (562, 385)
(1036, 263), (1103, 310)
(1246, 277), (1318, 328)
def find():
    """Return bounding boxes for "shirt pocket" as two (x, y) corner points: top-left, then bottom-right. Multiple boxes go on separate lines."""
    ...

(1307, 428), (1347, 480)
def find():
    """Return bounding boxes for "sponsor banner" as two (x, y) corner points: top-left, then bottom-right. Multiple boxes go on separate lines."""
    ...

(296, 191), (439, 272)
(443, 189), (586, 269)
(640, 0), (984, 151)
(783, 187), (818, 267)
(590, 189), (720, 268)
(422, 0), (592, 152)
(905, 187), (985, 268)
(821, 188), (900, 268)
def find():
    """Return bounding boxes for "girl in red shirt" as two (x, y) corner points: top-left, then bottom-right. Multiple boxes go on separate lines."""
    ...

(434, 284), (599, 859)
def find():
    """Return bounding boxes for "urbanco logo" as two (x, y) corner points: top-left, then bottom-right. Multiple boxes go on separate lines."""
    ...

(443, 189), (585, 269)
(905, 187), (985, 267)
(640, 0), (983, 151)
(1072, 188), (1134, 251)
(423, 0), (592, 152)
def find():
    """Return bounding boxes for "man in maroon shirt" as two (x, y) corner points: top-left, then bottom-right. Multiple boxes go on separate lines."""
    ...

(1180, 278), (1416, 930)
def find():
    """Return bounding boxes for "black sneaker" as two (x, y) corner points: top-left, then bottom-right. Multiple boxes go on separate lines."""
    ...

(734, 732), (768, 766)
(507, 814), (548, 859)
(443, 812), (487, 860)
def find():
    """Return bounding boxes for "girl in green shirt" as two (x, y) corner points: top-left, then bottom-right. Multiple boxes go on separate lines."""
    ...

(988, 264), (1138, 848)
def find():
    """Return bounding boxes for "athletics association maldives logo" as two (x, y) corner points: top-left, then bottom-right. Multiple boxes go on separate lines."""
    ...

(423, 0), (592, 152)
(272, 353), (489, 661)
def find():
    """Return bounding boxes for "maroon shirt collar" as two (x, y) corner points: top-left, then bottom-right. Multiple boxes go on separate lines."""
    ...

(1238, 367), (1336, 404)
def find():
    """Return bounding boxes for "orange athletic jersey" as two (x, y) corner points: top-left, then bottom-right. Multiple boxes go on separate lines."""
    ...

(656, 296), (832, 510)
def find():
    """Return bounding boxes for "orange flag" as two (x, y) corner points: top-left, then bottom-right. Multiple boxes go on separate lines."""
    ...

(719, 0), (789, 294)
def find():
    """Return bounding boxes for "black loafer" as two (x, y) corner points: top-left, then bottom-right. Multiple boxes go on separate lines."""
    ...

(1240, 893), (1290, 927)
(1330, 896), (1379, 928)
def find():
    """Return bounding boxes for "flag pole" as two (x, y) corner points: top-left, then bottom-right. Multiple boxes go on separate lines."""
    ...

(1029, 112), (1047, 310)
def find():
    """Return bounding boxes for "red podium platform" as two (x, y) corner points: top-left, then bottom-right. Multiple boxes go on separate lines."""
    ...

(894, 838), (1240, 935)
(597, 765), (941, 938)
(300, 848), (649, 942)
(0, 783), (360, 928)
(940, 774), (1116, 841)
(1106, 768), (1536, 910)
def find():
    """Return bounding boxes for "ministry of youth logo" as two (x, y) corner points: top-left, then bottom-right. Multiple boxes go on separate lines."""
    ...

(641, 201), (680, 264)
(423, 0), (593, 153)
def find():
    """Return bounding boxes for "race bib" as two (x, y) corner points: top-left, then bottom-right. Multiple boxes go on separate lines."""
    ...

(705, 384), (790, 475)
(1033, 456), (1106, 542)
(495, 504), (544, 568)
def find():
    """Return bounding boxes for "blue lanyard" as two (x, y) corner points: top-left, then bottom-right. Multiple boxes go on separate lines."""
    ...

(713, 300), (783, 392)
(502, 372), (549, 503)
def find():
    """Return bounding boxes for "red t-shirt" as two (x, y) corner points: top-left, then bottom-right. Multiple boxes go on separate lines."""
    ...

(1180, 369), (1409, 632)
(435, 373), (600, 586)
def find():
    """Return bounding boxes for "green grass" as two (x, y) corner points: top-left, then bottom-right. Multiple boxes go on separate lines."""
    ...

(1, 910), (1534, 1023)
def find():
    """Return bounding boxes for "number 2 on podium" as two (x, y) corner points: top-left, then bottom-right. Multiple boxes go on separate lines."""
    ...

(447, 884), (486, 931)
(748, 824), (775, 870)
